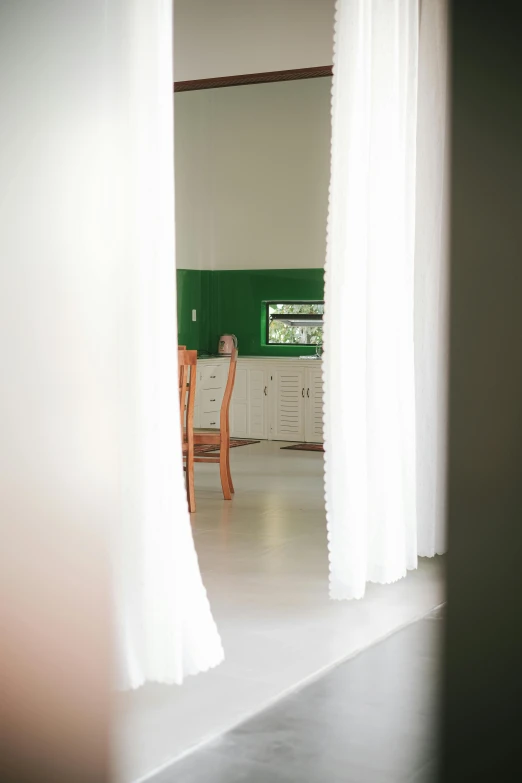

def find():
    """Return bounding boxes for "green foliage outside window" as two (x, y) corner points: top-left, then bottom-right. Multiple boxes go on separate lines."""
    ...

(267, 302), (324, 345)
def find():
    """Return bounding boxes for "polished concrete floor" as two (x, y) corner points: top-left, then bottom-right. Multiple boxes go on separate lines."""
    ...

(158, 607), (444, 783)
(116, 442), (444, 783)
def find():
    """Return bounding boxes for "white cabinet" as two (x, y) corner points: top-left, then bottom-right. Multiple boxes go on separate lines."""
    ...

(199, 363), (227, 393)
(230, 364), (268, 439)
(270, 367), (306, 442)
(247, 367), (268, 439)
(196, 358), (322, 443)
(304, 367), (324, 443)
(229, 365), (248, 437)
(195, 362), (226, 430)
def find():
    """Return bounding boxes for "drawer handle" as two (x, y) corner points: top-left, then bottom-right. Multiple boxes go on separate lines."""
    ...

(210, 421), (216, 426)
(302, 388), (305, 398)
(307, 388), (310, 398)
(210, 398), (216, 402)
(210, 375), (216, 379)
(264, 386), (267, 396)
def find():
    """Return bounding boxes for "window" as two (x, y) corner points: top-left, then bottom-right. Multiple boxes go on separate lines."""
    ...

(266, 301), (324, 346)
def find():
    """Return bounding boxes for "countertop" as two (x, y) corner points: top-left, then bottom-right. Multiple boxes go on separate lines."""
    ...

(197, 354), (322, 362)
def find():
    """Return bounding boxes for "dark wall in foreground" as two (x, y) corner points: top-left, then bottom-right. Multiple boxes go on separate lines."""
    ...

(442, 1), (522, 780)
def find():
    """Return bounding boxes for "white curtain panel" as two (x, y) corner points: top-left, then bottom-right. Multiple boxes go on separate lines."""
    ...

(110, 0), (224, 688)
(324, 0), (448, 599)
(414, 0), (450, 557)
(1, 0), (222, 693)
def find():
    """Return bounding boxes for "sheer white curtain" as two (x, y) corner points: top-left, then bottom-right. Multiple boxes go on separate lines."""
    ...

(324, 0), (449, 599)
(2, 0), (222, 697)
(112, 0), (224, 689)
(414, 0), (449, 558)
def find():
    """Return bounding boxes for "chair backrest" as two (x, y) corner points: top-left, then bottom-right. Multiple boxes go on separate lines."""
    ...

(220, 347), (238, 434)
(178, 349), (197, 442)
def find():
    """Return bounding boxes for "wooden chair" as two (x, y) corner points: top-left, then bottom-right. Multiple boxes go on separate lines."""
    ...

(193, 348), (238, 500)
(178, 348), (197, 512)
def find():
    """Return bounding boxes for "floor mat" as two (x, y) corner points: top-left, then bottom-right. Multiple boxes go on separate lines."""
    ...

(280, 442), (324, 452)
(194, 439), (260, 456)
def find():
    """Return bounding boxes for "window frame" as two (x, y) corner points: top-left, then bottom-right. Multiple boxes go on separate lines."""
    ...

(265, 300), (325, 347)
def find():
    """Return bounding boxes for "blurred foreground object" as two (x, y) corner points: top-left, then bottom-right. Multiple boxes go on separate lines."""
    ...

(0, 2), (224, 778)
(0, 2), (116, 780)
(443, 0), (522, 780)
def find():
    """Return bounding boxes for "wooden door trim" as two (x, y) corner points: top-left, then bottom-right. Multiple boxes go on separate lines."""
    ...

(174, 65), (333, 93)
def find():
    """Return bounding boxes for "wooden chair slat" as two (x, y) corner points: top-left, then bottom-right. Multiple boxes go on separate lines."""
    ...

(193, 347), (238, 499)
(178, 348), (197, 512)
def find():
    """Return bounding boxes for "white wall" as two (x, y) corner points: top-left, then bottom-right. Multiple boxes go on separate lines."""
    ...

(175, 78), (331, 270)
(174, 0), (335, 81)
(174, 90), (216, 270)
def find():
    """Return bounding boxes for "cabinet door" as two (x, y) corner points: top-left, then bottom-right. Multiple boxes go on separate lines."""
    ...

(230, 366), (248, 438)
(230, 364), (268, 439)
(248, 367), (268, 439)
(305, 367), (324, 443)
(271, 368), (306, 441)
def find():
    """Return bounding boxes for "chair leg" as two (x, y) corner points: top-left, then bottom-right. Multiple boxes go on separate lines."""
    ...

(186, 450), (196, 512)
(226, 442), (234, 494)
(219, 444), (232, 501)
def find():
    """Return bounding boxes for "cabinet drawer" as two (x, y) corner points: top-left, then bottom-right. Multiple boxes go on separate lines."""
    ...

(199, 364), (227, 390)
(201, 388), (222, 413)
(200, 411), (220, 429)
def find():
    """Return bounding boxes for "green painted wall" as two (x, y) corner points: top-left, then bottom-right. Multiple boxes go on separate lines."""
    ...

(213, 269), (324, 357)
(176, 269), (212, 352)
(177, 268), (324, 356)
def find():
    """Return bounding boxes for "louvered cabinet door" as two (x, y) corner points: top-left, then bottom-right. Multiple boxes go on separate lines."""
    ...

(271, 368), (306, 442)
(305, 367), (324, 443)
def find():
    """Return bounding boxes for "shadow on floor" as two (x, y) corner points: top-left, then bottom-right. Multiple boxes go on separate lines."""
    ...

(155, 607), (444, 783)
